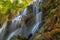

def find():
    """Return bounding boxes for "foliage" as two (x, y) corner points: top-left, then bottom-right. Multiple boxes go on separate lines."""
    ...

(42, 0), (60, 40)
(0, 0), (32, 24)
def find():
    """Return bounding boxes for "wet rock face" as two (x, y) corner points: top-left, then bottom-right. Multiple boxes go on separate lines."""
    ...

(11, 34), (29, 40)
(22, 13), (36, 27)
(10, 33), (33, 40)
(27, 5), (33, 13)
(0, 24), (2, 28)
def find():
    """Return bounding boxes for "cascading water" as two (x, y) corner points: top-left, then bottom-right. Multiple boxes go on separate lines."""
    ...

(31, 12), (42, 34)
(20, 0), (42, 38)
(7, 28), (22, 40)
(0, 22), (7, 34)
(7, 7), (28, 40)
(0, 0), (42, 40)
(31, 0), (41, 34)
(0, 22), (7, 40)
(22, 8), (27, 15)
(0, 7), (27, 40)
(10, 15), (22, 32)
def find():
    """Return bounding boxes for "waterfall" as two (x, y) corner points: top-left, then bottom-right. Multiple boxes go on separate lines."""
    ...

(10, 15), (22, 32)
(31, 22), (39, 34)
(9, 7), (27, 33)
(6, 15), (22, 40)
(0, 22), (7, 40)
(0, 22), (7, 34)
(31, 12), (42, 34)
(7, 28), (22, 40)
(7, 0), (42, 39)
(7, 7), (27, 40)
(0, 0), (42, 40)
(22, 8), (27, 15)
(30, 0), (42, 35)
